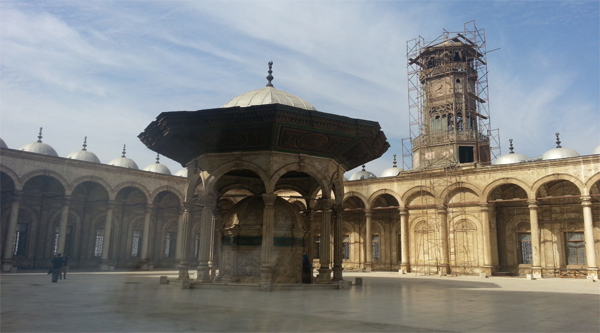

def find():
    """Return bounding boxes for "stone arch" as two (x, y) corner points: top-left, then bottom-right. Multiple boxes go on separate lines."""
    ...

(368, 189), (402, 209)
(343, 191), (368, 208)
(149, 185), (184, 203)
(21, 170), (69, 195)
(112, 182), (151, 203)
(69, 176), (112, 195)
(482, 178), (533, 201)
(203, 161), (271, 196)
(440, 182), (483, 204)
(271, 163), (330, 196)
(0, 166), (20, 190)
(531, 174), (584, 198)
(403, 186), (437, 207)
(584, 172), (600, 195)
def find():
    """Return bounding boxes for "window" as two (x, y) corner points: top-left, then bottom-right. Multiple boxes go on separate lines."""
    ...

(64, 226), (73, 257)
(517, 233), (532, 264)
(94, 228), (104, 257)
(314, 236), (321, 259)
(194, 233), (200, 258)
(459, 146), (474, 163)
(342, 235), (350, 260)
(372, 235), (381, 261)
(131, 230), (142, 257)
(565, 232), (586, 265)
(52, 225), (59, 255)
(165, 232), (177, 258)
(13, 223), (29, 256)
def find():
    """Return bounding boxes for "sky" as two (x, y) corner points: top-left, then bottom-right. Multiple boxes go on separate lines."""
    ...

(1, 0), (598, 178)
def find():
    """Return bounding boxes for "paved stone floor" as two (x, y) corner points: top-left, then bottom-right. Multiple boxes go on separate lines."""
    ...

(1, 270), (599, 332)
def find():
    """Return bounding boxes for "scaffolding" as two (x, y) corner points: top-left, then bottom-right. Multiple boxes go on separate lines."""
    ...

(403, 21), (500, 169)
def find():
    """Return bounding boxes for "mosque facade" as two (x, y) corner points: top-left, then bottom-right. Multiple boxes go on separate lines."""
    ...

(1, 35), (599, 281)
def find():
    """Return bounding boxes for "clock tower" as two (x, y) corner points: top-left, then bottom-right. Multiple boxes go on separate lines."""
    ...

(407, 26), (492, 169)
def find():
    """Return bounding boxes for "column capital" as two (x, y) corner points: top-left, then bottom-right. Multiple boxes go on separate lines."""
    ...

(62, 195), (72, 206)
(261, 193), (278, 206)
(399, 208), (408, 215)
(364, 209), (373, 218)
(12, 190), (24, 202)
(182, 201), (194, 211)
(581, 196), (592, 207)
(527, 199), (538, 208)
(332, 204), (344, 216)
(145, 204), (154, 213)
(106, 200), (117, 210)
(436, 204), (447, 214)
(479, 202), (490, 211)
(318, 198), (335, 210)
(198, 195), (216, 208)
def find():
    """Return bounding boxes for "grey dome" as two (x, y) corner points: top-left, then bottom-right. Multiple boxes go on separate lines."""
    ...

(542, 148), (580, 160)
(349, 165), (377, 181)
(494, 153), (530, 165)
(67, 150), (101, 163)
(380, 155), (402, 177)
(108, 145), (139, 169)
(143, 155), (172, 175)
(593, 145), (600, 155)
(0, 138), (7, 148)
(174, 168), (188, 177)
(19, 128), (59, 157)
(222, 86), (316, 111)
(67, 137), (100, 163)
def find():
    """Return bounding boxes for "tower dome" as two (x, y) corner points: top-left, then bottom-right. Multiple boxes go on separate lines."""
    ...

(174, 168), (188, 177)
(380, 155), (403, 177)
(143, 154), (172, 175)
(542, 133), (580, 160)
(67, 137), (101, 163)
(349, 165), (377, 181)
(0, 138), (7, 149)
(19, 128), (59, 157)
(494, 139), (529, 165)
(108, 145), (139, 169)
(593, 145), (600, 155)
(221, 62), (316, 111)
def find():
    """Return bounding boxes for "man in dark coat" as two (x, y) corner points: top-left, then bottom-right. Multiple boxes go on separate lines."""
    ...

(50, 253), (63, 283)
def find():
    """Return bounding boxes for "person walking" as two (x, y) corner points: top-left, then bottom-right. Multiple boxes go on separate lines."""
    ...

(50, 253), (63, 283)
(60, 256), (69, 279)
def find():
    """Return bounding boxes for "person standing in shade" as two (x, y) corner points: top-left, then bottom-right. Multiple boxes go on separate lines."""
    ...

(60, 255), (69, 279)
(50, 253), (63, 283)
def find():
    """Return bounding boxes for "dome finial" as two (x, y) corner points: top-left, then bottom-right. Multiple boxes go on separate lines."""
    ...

(82, 137), (88, 151)
(393, 154), (397, 167)
(508, 139), (514, 154)
(37, 127), (43, 143)
(155, 153), (160, 164)
(555, 132), (561, 148)
(361, 164), (366, 171)
(121, 144), (127, 158)
(266, 61), (274, 87)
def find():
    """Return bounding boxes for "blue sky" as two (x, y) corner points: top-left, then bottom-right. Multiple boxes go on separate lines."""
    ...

(1, 1), (598, 177)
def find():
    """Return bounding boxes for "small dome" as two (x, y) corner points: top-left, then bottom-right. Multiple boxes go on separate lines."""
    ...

(108, 145), (139, 169)
(0, 138), (7, 148)
(493, 139), (529, 165)
(143, 154), (172, 175)
(67, 137), (101, 163)
(593, 145), (600, 155)
(494, 153), (529, 165)
(349, 165), (377, 181)
(542, 133), (580, 160)
(222, 62), (316, 111)
(542, 148), (580, 160)
(175, 168), (188, 177)
(19, 128), (58, 157)
(380, 155), (402, 177)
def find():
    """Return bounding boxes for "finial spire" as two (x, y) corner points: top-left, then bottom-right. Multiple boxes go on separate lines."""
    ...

(37, 127), (43, 143)
(266, 61), (274, 87)
(82, 137), (88, 151)
(121, 144), (127, 158)
(155, 153), (160, 164)
(555, 132), (561, 148)
(361, 164), (366, 171)
(393, 154), (397, 167)
(508, 139), (514, 154)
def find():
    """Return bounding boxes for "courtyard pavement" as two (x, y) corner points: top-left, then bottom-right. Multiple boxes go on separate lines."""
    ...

(1, 270), (599, 332)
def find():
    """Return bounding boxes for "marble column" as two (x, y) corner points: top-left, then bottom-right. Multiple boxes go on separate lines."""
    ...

(260, 193), (277, 284)
(303, 209), (315, 261)
(208, 207), (220, 280)
(197, 196), (215, 282)
(100, 201), (116, 270)
(480, 203), (493, 274)
(332, 204), (344, 281)
(2, 191), (22, 271)
(528, 200), (542, 278)
(140, 204), (153, 269)
(178, 202), (193, 279)
(581, 196), (598, 278)
(56, 196), (72, 255)
(399, 208), (410, 274)
(365, 209), (373, 272)
(317, 198), (334, 283)
(436, 205), (449, 274)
